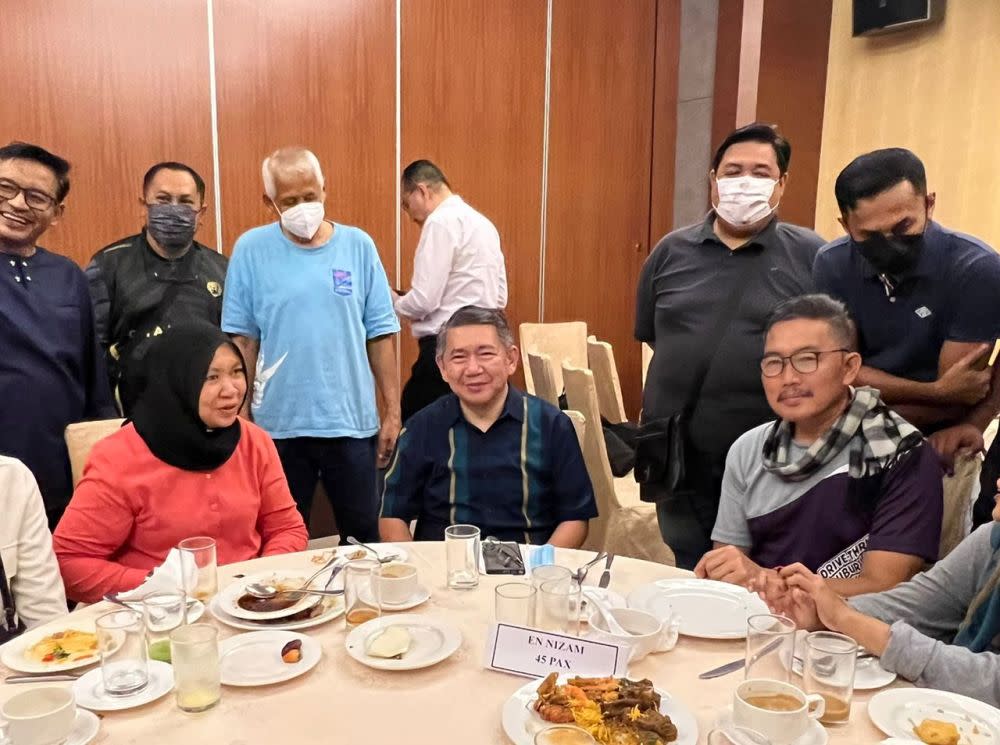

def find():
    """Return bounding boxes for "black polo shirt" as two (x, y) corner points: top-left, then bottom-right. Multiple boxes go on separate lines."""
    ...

(814, 221), (1000, 383)
(86, 231), (228, 409)
(635, 213), (823, 458)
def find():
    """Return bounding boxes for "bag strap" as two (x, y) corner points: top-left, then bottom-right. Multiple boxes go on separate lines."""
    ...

(0, 550), (18, 635)
(681, 270), (754, 417)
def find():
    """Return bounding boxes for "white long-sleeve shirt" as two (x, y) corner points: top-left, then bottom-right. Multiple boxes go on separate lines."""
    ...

(394, 195), (507, 338)
(0, 456), (67, 631)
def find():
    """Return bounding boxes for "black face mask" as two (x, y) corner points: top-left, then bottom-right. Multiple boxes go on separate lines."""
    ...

(853, 231), (924, 277)
(147, 203), (198, 255)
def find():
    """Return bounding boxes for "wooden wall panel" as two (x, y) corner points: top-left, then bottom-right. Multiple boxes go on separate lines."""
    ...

(0, 0), (215, 266)
(712, 0), (745, 154)
(545, 0), (657, 417)
(400, 0), (547, 376)
(755, 0), (832, 230)
(213, 0), (396, 267)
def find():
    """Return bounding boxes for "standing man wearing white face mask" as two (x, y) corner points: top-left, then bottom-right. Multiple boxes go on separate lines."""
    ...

(634, 123), (825, 569)
(222, 146), (401, 541)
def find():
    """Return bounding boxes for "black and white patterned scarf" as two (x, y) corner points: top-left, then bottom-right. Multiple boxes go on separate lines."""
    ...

(762, 386), (923, 482)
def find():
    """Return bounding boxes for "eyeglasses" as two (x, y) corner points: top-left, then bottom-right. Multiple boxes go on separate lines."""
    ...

(760, 349), (849, 377)
(0, 179), (57, 211)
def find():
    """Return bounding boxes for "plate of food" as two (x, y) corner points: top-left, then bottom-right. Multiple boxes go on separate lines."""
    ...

(1, 626), (103, 674)
(344, 614), (461, 671)
(868, 688), (1000, 745)
(627, 579), (769, 640)
(219, 630), (321, 686)
(502, 673), (698, 745)
(209, 593), (344, 631)
(324, 544), (409, 563)
(217, 570), (326, 620)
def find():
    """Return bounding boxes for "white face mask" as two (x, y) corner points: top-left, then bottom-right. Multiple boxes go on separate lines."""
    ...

(277, 200), (325, 240)
(714, 176), (778, 226)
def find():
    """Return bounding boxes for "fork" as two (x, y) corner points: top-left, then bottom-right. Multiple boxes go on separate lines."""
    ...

(573, 552), (608, 583)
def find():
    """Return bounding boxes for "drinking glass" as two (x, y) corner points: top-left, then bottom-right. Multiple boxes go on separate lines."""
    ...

(170, 624), (221, 712)
(495, 582), (537, 626)
(344, 559), (382, 629)
(801, 632), (857, 725)
(178, 536), (218, 601)
(96, 609), (149, 696)
(537, 578), (582, 635)
(445, 524), (480, 589)
(142, 591), (188, 664)
(530, 564), (572, 591)
(745, 614), (795, 682)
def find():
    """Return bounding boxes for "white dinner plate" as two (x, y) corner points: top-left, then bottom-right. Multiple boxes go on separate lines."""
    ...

(627, 579), (769, 640)
(218, 570), (324, 620)
(784, 630), (896, 690)
(868, 688), (1000, 745)
(501, 675), (699, 745)
(1, 623), (104, 674)
(209, 594), (344, 631)
(219, 630), (321, 686)
(379, 585), (431, 612)
(345, 614), (461, 671)
(73, 660), (174, 711)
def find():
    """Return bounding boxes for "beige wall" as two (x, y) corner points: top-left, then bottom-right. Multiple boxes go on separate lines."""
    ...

(815, 1), (1000, 247)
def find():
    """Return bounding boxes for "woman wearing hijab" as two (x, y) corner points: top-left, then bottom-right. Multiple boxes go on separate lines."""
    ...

(53, 324), (308, 603)
(756, 477), (1000, 706)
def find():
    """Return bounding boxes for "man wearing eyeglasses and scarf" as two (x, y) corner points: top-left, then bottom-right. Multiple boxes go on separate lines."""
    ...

(696, 295), (943, 598)
(0, 141), (115, 530)
(86, 162), (227, 414)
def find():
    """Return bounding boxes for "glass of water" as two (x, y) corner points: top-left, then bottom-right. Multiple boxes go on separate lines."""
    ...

(745, 614), (795, 682)
(495, 582), (537, 626)
(178, 536), (218, 601)
(170, 624), (221, 712)
(142, 591), (188, 664)
(537, 578), (582, 635)
(96, 609), (149, 696)
(445, 524), (480, 589)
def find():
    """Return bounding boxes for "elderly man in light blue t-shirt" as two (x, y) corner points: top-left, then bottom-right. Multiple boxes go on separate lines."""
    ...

(222, 146), (400, 541)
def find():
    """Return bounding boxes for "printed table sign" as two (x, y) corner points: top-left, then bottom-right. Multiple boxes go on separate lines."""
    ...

(483, 623), (629, 679)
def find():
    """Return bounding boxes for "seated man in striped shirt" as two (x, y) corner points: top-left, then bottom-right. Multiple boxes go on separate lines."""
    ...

(379, 306), (597, 547)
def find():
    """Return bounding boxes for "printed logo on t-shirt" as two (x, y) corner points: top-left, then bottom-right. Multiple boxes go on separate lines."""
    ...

(816, 534), (868, 579)
(252, 351), (288, 409)
(332, 269), (353, 297)
(914, 306), (933, 319)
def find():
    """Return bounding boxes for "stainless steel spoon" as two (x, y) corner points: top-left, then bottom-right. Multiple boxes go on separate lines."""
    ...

(245, 554), (342, 600)
(346, 536), (400, 563)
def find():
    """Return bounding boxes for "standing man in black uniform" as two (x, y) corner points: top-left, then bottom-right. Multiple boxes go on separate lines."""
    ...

(87, 162), (228, 413)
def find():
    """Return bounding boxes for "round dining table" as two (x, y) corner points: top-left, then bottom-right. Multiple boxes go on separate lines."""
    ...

(0, 543), (902, 744)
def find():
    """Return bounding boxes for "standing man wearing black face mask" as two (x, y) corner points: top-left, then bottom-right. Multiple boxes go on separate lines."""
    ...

(814, 148), (1000, 544)
(86, 162), (228, 414)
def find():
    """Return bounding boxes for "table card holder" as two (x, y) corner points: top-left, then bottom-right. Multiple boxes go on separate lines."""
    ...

(483, 622), (629, 679)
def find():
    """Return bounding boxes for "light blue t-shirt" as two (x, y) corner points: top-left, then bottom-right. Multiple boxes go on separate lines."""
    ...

(221, 221), (399, 439)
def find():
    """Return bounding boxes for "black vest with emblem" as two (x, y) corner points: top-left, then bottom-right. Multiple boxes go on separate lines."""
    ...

(91, 231), (228, 412)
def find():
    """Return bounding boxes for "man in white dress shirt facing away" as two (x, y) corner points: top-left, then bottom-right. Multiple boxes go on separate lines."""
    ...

(395, 160), (508, 422)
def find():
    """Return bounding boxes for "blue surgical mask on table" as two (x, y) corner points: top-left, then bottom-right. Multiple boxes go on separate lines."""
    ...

(277, 201), (325, 240)
(714, 176), (778, 226)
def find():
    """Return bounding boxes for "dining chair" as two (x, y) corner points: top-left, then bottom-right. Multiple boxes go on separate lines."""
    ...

(562, 364), (674, 566)
(587, 337), (628, 424)
(563, 410), (586, 452)
(641, 342), (653, 389)
(64, 418), (126, 488)
(519, 321), (588, 397)
(526, 352), (560, 407)
(939, 454), (981, 559)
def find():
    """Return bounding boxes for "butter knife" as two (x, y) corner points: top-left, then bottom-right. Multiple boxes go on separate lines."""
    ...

(598, 554), (615, 588)
(6, 674), (80, 684)
(699, 637), (784, 679)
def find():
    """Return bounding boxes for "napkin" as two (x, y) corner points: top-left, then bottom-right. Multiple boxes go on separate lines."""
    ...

(116, 548), (198, 601)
